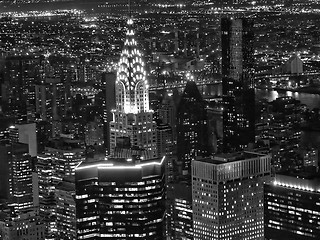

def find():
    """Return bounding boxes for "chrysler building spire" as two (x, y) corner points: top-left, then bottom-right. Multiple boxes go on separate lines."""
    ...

(116, 18), (149, 114)
(109, 17), (157, 159)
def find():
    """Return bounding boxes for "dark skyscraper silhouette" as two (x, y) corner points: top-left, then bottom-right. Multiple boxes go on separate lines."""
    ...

(221, 17), (255, 152)
(176, 81), (209, 179)
(103, 72), (116, 154)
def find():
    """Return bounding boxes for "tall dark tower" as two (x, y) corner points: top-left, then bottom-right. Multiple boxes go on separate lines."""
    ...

(166, 81), (209, 239)
(103, 72), (116, 155)
(221, 17), (255, 152)
(176, 81), (209, 179)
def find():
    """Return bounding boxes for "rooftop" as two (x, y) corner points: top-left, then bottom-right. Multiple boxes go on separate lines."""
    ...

(272, 173), (320, 193)
(76, 155), (165, 171)
(197, 151), (268, 165)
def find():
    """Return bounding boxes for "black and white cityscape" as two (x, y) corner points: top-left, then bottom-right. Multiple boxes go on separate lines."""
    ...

(0, 0), (320, 239)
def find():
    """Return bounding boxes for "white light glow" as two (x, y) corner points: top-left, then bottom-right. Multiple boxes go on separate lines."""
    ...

(76, 156), (165, 171)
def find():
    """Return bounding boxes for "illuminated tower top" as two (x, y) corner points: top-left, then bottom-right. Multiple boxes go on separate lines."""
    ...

(116, 18), (149, 114)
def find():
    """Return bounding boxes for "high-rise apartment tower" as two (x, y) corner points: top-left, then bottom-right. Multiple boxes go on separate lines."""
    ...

(221, 18), (255, 152)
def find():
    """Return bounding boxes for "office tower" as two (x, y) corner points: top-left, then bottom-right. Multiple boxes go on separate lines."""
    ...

(192, 151), (271, 240)
(55, 177), (76, 240)
(109, 18), (157, 159)
(44, 138), (85, 180)
(1, 56), (40, 122)
(36, 154), (56, 239)
(166, 182), (193, 240)
(221, 17), (255, 152)
(8, 123), (37, 157)
(0, 143), (33, 213)
(156, 123), (173, 158)
(168, 81), (208, 240)
(156, 123), (175, 184)
(77, 57), (103, 84)
(157, 91), (179, 145)
(75, 156), (166, 239)
(35, 79), (60, 121)
(0, 210), (45, 240)
(36, 138), (85, 238)
(176, 81), (209, 179)
(103, 72), (116, 154)
(265, 174), (320, 239)
(206, 103), (223, 153)
(35, 57), (70, 122)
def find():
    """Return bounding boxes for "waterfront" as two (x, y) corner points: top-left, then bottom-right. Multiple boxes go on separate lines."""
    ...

(255, 89), (320, 146)
(256, 89), (320, 110)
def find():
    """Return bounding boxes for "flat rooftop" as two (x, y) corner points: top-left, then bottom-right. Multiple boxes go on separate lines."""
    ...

(197, 151), (268, 165)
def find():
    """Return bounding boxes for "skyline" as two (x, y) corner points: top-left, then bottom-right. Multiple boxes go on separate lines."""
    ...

(1, 1), (320, 240)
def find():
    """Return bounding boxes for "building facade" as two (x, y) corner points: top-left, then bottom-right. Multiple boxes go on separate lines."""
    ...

(166, 182), (193, 240)
(265, 174), (320, 240)
(221, 18), (255, 152)
(75, 156), (166, 239)
(35, 138), (85, 239)
(192, 151), (271, 239)
(0, 210), (45, 240)
(0, 143), (33, 213)
(176, 81), (209, 179)
(55, 178), (76, 240)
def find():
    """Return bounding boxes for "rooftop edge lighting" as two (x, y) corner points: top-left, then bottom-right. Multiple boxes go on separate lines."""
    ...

(75, 156), (166, 171)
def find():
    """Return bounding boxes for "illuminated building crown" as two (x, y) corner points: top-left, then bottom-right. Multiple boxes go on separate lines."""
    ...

(116, 18), (149, 114)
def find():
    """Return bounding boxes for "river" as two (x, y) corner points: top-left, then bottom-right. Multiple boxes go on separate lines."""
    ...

(255, 89), (320, 110)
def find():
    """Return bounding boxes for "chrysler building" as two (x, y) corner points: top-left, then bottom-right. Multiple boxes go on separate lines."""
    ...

(109, 18), (157, 159)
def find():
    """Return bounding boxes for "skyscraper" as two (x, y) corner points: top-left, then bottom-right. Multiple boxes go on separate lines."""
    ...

(221, 17), (255, 152)
(176, 81), (209, 179)
(44, 139), (85, 180)
(192, 151), (271, 240)
(1, 56), (40, 123)
(103, 72), (116, 154)
(109, 18), (157, 159)
(55, 177), (76, 240)
(166, 182), (193, 240)
(0, 143), (33, 213)
(167, 81), (208, 239)
(35, 154), (56, 239)
(35, 138), (85, 239)
(8, 123), (37, 157)
(265, 174), (320, 240)
(75, 156), (166, 239)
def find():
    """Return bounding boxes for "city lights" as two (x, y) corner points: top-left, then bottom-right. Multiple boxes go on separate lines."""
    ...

(1, 0), (320, 239)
